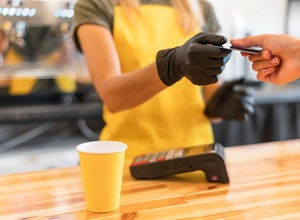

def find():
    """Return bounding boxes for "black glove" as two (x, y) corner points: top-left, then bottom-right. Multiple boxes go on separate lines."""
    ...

(156, 32), (232, 86)
(204, 78), (255, 122)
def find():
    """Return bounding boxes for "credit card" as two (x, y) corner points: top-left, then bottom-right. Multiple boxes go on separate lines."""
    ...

(208, 43), (263, 54)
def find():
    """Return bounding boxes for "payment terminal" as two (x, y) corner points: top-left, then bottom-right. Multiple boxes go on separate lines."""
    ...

(130, 143), (229, 183)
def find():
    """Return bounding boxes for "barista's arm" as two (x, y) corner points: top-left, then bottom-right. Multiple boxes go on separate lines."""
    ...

(77, 24), (167, 113)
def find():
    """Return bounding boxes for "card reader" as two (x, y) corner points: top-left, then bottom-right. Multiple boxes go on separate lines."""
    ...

(130, 143), (229, 183)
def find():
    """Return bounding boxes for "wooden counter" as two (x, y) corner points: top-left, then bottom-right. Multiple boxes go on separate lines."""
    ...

(1, 140), (300, 219)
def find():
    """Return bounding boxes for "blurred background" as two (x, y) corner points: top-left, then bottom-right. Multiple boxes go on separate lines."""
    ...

(0, 0), (299, 175)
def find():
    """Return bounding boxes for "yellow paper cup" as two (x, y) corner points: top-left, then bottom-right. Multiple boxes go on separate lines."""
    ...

(76, 141), (128, 213)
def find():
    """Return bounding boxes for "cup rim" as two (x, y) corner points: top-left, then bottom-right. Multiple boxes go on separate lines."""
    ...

(76, 141), (128, 154)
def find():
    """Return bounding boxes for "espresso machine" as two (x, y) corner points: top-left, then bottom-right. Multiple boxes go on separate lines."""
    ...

(0, 0), (90, 103)
(0, 0), (103, 156)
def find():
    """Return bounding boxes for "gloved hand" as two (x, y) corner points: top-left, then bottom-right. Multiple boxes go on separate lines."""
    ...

(156, 32), (232, 86)
(204, 78), (255, 122)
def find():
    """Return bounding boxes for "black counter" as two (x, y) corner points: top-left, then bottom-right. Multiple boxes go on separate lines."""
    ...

(1, 81), (300, 147)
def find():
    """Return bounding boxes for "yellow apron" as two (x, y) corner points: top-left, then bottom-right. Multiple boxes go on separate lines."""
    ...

(100, 4), (214, 159)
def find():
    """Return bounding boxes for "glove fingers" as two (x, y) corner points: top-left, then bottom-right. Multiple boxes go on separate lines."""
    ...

(234, 92), (255, 112)
(239, 102), (255, 122)
(241, 95), (255, 106)
(234, 88), (255, 106)
(195, 33), (228, 45)
(227, 94), (255, 120)
(242, 101), (255, 114)
(188, 54), (231, 69)
(238, 112), (248, 122)
(204, 79), (255, 122)
(188, 66), (225, 78)
(186, 72), (218, 85)
(236, 95), (255, 122)
(228, 106), (250, 122)
(236, 89), (255, 107)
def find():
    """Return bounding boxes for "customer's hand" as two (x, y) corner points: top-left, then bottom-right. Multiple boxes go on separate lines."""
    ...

(156, 32), (232, 86)
(231, 34), (300, 84)
(204, 78), (254, 122)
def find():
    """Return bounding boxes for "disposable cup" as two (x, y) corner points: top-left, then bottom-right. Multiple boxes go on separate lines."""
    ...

(76, 141), (127, 212)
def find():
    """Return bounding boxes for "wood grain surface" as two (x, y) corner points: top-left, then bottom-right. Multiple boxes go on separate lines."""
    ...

(1, 140), (300, 220)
